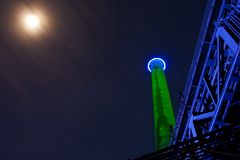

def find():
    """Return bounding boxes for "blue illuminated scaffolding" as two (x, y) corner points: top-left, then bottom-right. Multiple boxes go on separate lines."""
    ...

(173, 0), (240, 142)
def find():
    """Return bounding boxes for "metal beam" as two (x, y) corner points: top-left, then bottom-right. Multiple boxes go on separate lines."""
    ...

(193, 111), (215, 121)
(216, 27), (238, 53)
(189, 116), (197, 137)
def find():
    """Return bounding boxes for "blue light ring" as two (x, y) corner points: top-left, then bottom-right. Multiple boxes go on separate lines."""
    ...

(147, 58), (166, 72)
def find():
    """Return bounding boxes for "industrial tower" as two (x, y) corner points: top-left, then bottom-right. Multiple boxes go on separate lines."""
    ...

(148, 58), (175, 150)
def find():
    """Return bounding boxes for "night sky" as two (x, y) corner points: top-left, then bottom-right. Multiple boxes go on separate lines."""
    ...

(0, 0), (206, 159)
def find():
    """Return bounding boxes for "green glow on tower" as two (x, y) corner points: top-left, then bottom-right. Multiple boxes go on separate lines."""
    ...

(148, 58), (175, 150)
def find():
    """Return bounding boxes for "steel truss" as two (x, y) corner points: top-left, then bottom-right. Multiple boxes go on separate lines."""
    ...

(173, 0), (240, 142)
(135, 124), (240, 160)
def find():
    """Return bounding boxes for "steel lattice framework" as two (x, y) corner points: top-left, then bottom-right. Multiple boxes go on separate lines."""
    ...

(135, 124), (240, 160)
(173, 0), (240, 143)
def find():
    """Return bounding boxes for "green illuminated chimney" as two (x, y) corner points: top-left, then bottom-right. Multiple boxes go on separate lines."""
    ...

(147, 58), (175, 150)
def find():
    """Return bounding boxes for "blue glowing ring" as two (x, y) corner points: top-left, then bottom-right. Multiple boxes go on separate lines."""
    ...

(147, 58), (166, 72)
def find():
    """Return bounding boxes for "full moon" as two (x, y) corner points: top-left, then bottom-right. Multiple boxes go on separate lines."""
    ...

(24, 14), (40, 30)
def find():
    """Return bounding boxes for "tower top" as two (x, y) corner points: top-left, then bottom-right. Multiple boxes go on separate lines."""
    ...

(147, 58), (166, 72)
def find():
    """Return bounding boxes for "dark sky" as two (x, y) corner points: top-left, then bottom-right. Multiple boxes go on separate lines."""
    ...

(0, 0), (206, 159)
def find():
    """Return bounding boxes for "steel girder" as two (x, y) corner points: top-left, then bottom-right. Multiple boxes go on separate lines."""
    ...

(173, 0), (240, 143)
(135, 124), (240, 160)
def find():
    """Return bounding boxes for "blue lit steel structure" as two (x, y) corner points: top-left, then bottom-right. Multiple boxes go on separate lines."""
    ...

(173, 0), (240, 143)
(135, 125), (240, 160)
